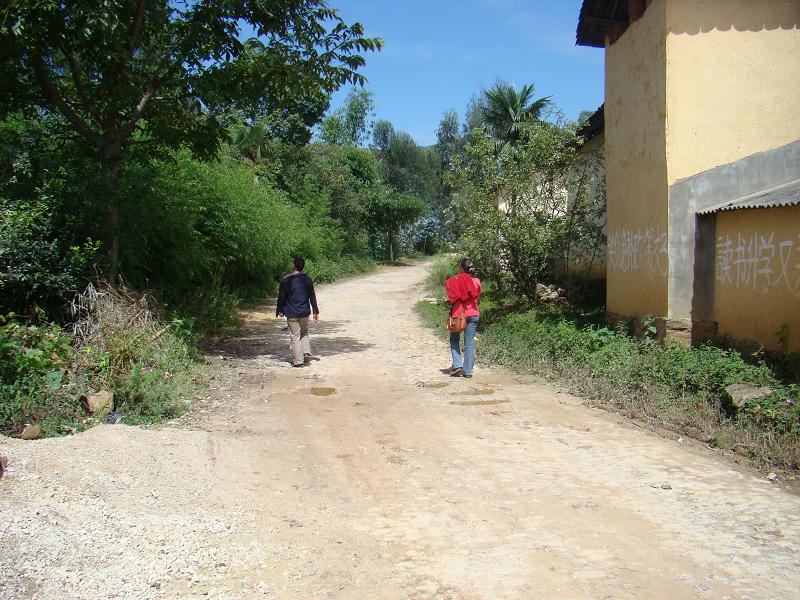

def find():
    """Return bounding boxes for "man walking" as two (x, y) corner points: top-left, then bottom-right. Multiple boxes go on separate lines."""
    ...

(276, 257), (319, 367)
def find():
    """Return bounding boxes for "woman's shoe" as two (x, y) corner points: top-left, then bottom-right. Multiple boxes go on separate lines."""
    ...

(450, 368), (464, 377)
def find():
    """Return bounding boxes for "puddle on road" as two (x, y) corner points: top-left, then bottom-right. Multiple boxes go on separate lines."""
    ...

(310, 387), (337, 397)
(417, 381), (449, 389)
(452, 388), (497, 396)
(450, 399), (510, 406)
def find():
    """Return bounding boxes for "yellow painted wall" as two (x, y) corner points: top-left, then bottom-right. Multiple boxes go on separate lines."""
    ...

(665, 0), (800, 184)
(713, 205), (800, 351)
(605, 0), (669, 317)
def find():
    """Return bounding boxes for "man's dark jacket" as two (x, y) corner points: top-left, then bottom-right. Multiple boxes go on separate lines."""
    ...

(276, 271), (319, 318)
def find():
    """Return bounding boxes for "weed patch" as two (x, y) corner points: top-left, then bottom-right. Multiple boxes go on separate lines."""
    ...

(0, 285), (210, 437)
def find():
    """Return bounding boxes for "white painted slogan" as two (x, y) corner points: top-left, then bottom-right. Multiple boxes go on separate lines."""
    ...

(716, 232), (800, 296)
(607, 226), (669, 278)
(609, 226), (800, 296)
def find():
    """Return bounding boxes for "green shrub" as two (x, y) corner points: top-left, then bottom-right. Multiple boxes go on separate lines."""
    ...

(109, 329), (201, 424)
(741, 385), (800, 433)
(0, 290), (209, 436)
(426, 255), (459, 290)
(493, 311), (798, 436)
(120, 153), (297, 298)
(304, 255), (375, 284)
(0, 314), (74, 434)
(0, 197), (98, 316)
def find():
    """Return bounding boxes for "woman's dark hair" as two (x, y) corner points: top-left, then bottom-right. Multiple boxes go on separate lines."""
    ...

(460, 258), (476, 276)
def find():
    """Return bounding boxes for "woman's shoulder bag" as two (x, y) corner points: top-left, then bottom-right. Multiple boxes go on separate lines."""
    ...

(446, 306), (467, 333)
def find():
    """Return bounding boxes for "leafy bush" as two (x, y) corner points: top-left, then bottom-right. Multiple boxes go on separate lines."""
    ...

(116, 149), (383, 326)
(0, 196), (98, 316)
(426, 255), (459, 290)
(120, 153), (297, 297)
(304, 255), (375, 284)
(0, 314), (74, 434)
(108, 328), (200, 424)
(0, 285), (209, 437)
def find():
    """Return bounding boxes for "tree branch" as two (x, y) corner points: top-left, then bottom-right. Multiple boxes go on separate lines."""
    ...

(128, 0), (147, 56)
(32, 55), (101, 147)
(117, 69), (176, 139)
(56, 40), (101, 122)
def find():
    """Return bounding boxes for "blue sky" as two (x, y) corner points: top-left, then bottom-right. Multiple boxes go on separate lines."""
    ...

(326, 0), (605, 146)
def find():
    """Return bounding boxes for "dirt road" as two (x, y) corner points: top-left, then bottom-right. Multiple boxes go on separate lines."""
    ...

(1, 262), (798, 599)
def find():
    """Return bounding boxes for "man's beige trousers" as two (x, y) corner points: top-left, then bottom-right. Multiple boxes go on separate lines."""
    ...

(287, 317), (311, 366)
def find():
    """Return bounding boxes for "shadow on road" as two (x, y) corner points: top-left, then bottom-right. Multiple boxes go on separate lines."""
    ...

(204, 316), (374, 362)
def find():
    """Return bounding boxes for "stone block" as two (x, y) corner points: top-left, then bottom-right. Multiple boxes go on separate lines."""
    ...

(21, 423), (41, 440)
(84, 391), (113, 416)
(724, 383), (774, 410)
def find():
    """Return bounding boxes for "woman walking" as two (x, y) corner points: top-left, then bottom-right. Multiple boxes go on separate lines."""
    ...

(444, 259), (482, 378)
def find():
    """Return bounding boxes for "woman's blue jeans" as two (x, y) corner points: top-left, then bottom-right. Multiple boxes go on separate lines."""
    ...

(450, 316), (480, 376)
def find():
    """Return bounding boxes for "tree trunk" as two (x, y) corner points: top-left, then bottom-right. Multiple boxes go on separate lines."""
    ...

(101, 141), (123, 285)
(108, 202), (120, 284)
(387, 231), (395, 262)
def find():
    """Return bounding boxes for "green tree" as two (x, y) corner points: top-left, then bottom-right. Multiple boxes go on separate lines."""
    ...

(449, 118), (605, 297)
(577, 109), (595, 126)
(276, 142), (384, 256)
(371, 121), (447, 254)
(462, 91), (486, 137)
(368, 190), (426, 261)
(319, 88), (375, 146)
(482, 82), (551, 147)
(370, 119), (395, 153)
(379, 131), (419, 192)
(435, 108), (461, 171)
(0, 1), (382, 281)
(231, 122), (271, 162)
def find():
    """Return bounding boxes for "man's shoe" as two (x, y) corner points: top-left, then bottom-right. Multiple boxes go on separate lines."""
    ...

(292, 363), (309, 368)
(450, 368), (464, 377)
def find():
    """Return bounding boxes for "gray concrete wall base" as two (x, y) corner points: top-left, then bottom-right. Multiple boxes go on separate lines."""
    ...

(605, 311), (718, 347)
(667, 139), (800, 320)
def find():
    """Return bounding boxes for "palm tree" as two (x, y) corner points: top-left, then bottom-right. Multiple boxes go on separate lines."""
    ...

(232, 122), (270, 162)
(482, 82), (551, 147)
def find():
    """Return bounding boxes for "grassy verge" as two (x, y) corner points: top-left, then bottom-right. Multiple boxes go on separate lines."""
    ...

(417, 257), (800, 472)
(0, 287), (211, 438)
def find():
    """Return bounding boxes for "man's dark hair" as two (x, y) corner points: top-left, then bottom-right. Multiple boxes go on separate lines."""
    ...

(293, 257), (305, 271)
